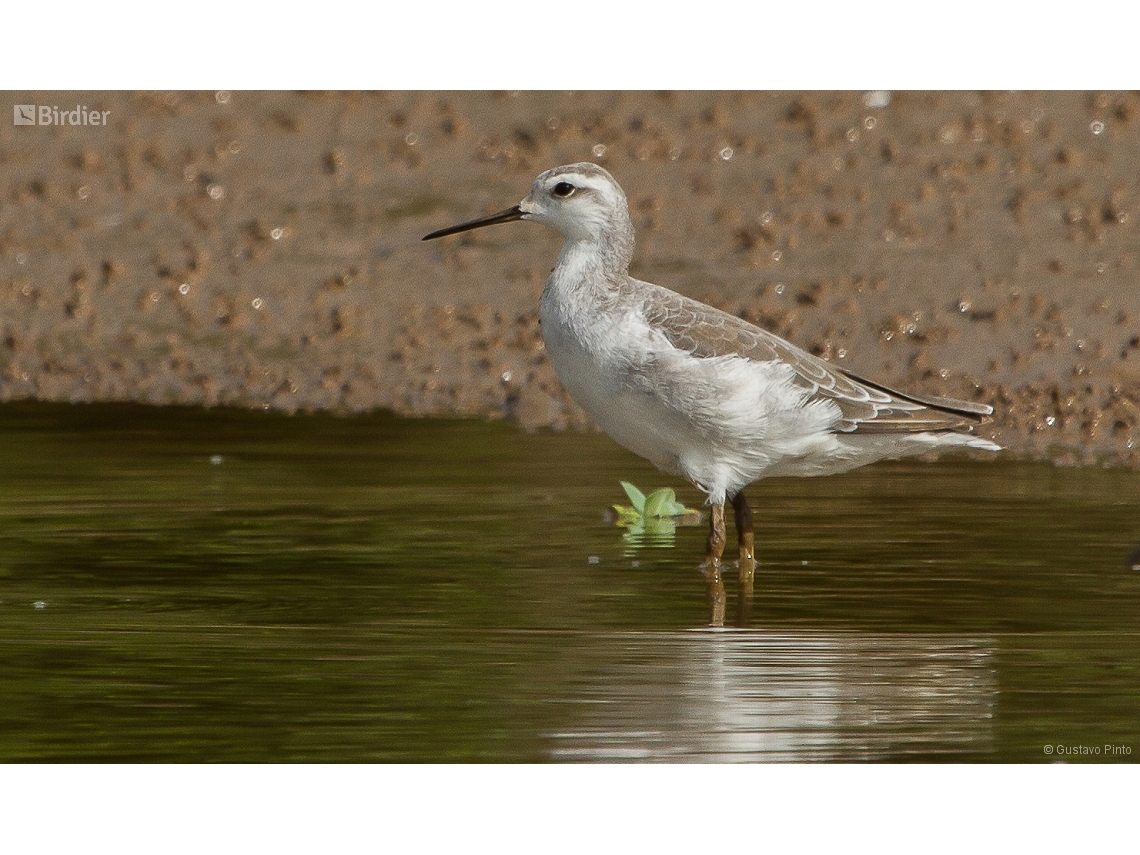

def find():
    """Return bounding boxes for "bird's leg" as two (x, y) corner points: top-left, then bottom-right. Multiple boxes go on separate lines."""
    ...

(702, 502), (727, 627)
(732, 491), (756, 627)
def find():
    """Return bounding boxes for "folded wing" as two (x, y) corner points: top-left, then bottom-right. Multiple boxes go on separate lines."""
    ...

(639, 285), (992, 436)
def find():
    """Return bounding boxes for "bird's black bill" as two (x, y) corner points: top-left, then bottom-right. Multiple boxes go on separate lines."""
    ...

(422, 204), (525, 241)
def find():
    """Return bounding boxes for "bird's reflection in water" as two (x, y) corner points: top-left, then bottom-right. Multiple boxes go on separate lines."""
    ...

(548, 631), (996, 762)
(612, 512), (749, 625)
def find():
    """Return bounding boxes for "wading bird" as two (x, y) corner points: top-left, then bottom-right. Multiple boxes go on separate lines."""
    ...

(424, 163), (998, 625)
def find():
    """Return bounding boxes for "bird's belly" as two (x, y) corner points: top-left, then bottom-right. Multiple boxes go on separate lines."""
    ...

(542, 330), (697, 476)
(581, 383), (694, 473)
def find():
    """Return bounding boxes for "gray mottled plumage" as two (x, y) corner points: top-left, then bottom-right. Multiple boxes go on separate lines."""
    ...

(640, 285), (991, 434)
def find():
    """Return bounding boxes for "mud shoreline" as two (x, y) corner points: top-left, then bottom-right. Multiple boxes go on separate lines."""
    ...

(2, 91), (1138, 466)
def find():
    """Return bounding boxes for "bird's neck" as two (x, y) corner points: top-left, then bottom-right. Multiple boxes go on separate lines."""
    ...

(548, 219), (634, 302)
(545, 239), (617, 312)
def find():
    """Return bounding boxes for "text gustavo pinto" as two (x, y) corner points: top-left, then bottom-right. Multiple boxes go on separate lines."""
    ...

(1044, 743), (1131, 757)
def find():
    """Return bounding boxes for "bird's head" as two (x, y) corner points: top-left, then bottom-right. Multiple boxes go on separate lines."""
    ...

(423, 162), (631, 248)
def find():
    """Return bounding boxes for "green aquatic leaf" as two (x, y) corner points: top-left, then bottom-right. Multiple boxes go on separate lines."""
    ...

(643, 487), (677, 518)
(610, 504), (643, 525)
(620, 481), (646, 514)
(648, 486), (700, 518)
(613, 482), (700, 525)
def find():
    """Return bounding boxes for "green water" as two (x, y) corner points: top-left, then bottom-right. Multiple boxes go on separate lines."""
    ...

(0, 402), (1137, 761)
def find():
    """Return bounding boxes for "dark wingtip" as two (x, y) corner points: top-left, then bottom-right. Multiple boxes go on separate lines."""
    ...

(838, 367), (995, 421)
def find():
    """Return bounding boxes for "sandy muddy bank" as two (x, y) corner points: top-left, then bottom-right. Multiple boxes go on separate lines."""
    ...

(2, 91), (1138, 465)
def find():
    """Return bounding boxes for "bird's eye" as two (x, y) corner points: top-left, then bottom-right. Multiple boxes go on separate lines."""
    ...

(551, 182), (576, 198)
